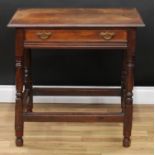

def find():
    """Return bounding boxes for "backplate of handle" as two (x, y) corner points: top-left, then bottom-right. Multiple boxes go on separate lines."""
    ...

(36, 31), (52, 40)
(100, 32), (115, 40)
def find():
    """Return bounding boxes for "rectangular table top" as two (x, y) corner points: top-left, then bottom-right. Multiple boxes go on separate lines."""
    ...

(8, 8), (144, 28)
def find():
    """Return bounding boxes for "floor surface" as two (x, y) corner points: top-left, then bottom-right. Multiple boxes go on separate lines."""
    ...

(0, 103), (153, 155)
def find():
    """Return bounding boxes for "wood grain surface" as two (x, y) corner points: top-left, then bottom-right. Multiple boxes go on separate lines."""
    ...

(25, 29), (127, 42)
(8, 8), (144, 27)
(0, 103), (153, 155)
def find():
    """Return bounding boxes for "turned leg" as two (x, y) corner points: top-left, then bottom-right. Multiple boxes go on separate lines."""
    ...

(123, 28), (136, 147)
(24, 49), (33, 112)
(15, 29), (24, 146)
(121, 52), (127, 112)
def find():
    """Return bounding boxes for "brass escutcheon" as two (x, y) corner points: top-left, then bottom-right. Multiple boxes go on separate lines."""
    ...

(36, 31), (52, 40)
(100, 31), (115, 40)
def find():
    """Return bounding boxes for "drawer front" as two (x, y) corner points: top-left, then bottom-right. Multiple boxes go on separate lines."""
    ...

(25, 29), (127, 42)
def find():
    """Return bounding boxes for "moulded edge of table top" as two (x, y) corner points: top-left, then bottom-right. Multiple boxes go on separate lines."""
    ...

(7, 8), (145, 28)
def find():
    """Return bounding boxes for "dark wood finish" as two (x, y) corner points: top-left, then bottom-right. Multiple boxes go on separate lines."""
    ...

(8, 8), (144, 27)
(123, 28), (136, 147)
(25, 29), (127, 42)
(8, 8), (144, 147)
(33, 87), (121, 96)
(121, 51), (127, 112)
(23, 112), (124, 122)
(24, 41), (128, 49)
(24, 29), (128, 49)
(23, 89), (29, 112)
(15, 29), (24, 146)
(24, 49), (33, 112)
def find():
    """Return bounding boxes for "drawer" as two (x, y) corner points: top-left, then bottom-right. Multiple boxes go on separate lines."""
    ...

(25, 29), (127, 43)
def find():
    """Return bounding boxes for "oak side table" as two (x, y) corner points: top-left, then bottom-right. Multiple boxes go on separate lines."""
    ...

(8, 8), (144, 147)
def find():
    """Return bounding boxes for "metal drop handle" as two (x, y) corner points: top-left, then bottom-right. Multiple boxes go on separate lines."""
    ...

(36, 31), (52, 40)
(100, 32), (115, 40)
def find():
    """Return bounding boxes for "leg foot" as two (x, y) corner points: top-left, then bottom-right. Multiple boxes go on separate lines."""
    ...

(16, 137), (23, 146)
(123, 137), (131, 147)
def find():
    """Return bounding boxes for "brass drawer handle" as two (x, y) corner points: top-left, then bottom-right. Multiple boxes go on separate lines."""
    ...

(100, 32), (115, 40)
(36, 31), (52, 40)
